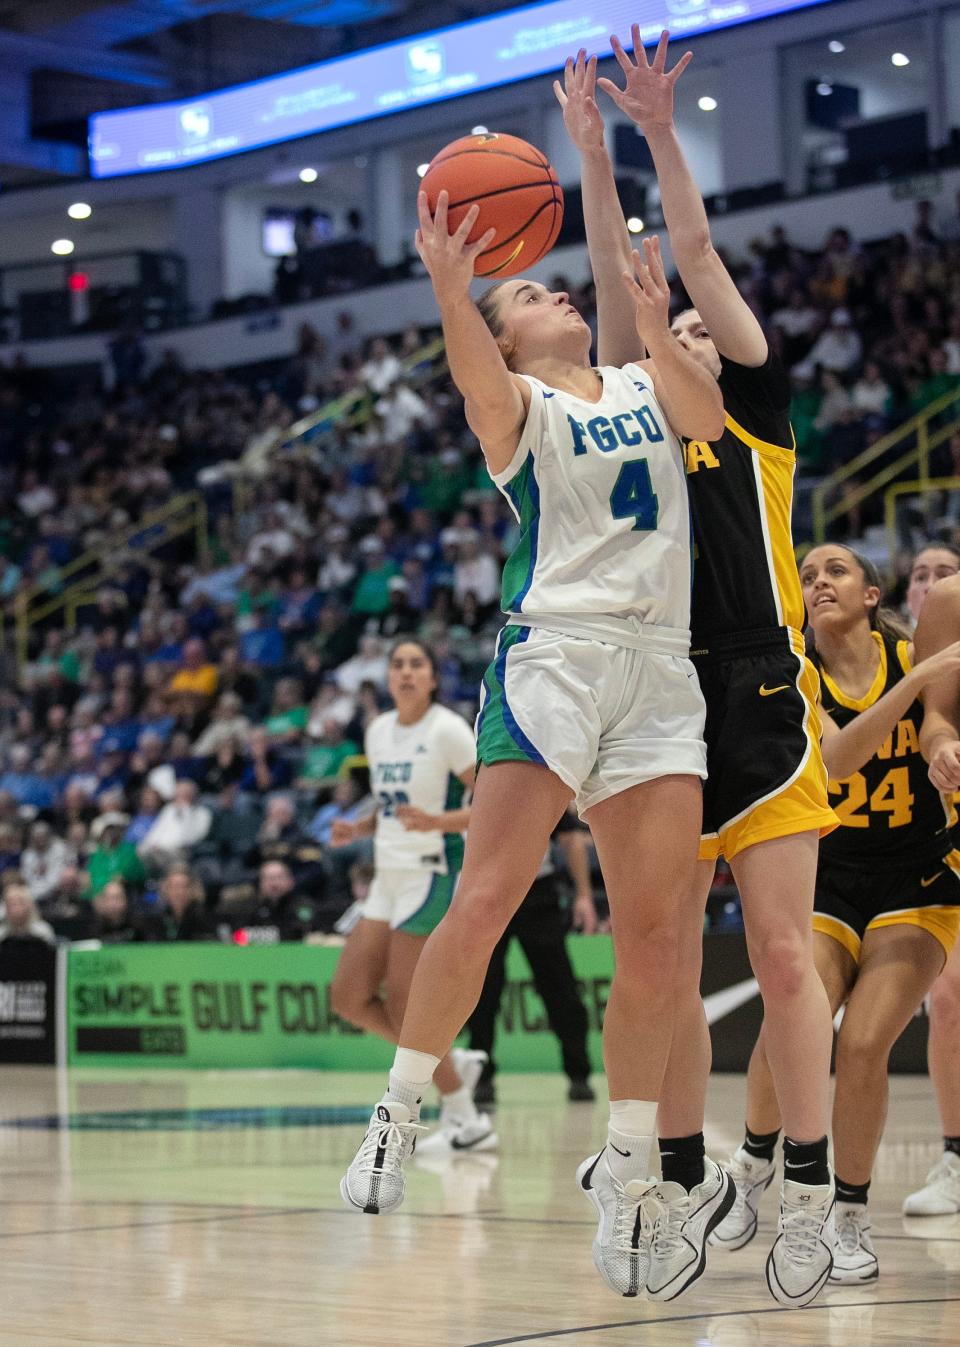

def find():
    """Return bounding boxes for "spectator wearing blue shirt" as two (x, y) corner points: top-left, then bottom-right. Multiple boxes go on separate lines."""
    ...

(0, 745), (57, 810)
(240, 727), (292, 794)
(239, 608), (285, 668)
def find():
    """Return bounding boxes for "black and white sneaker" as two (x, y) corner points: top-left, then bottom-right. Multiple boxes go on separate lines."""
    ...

(645, 1160), (736, 1302)
(708, 1144), (776, 1251)
(765, 1177), (835, 1308)
(340, 1102), (424, 1215)
(577, 1148), (657, 1298)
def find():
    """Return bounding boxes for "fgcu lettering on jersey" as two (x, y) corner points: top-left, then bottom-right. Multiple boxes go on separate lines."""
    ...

(493, 364), (692, 631)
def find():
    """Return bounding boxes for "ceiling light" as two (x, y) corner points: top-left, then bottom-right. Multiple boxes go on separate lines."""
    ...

(891, 51), (910, 66)
(67, 202), (91, 220)
(416, 163), (429, 178)
(51, 238), (74, 256)
(298, 167), (318, 183)
(471, 125), (489, 135)
(816, 82), (833, 96)
(828, 39), (845, 53)
(698, 95), (718, 112)
(626, 217), (644, 234)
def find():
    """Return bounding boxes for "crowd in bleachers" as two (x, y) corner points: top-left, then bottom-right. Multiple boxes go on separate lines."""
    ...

(0, 203), (958, 946)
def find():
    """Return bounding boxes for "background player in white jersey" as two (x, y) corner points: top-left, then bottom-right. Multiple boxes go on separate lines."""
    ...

(330, 638), (495, 1152)
(340, 183), (729, 1302)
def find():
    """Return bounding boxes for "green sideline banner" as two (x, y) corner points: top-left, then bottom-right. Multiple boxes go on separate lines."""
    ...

(66, 940), (614, 1071)
(66, 935), (930, 1071)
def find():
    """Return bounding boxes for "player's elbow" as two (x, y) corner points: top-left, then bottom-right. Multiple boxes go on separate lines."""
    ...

(682, 401), (725, 442)
(672, 228), (714, 266)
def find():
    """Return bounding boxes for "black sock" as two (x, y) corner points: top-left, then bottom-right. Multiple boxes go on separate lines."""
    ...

(944, 1136), (960, 1157)
(835, 1175), (870, 1206)
(783, 1135), (830, 1188)
(659, 1133), (706, 1193)
(743, 1125), (780, 1163)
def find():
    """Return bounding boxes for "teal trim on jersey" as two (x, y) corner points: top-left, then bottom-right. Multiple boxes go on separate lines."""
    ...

(500, 454), (541, 612)
(476, 625), (547, 768)
(399, 869), (456, 936)
(443, 772), (466, 872)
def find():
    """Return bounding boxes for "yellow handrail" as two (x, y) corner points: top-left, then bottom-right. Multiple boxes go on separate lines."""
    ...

(812, 385), (960, 542)
(884, 476), (960, 563)
(232, 337), (448, 516)
(4, 491), (207, 669)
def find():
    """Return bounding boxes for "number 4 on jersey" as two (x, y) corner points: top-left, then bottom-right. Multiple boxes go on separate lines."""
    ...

(610, 459), (659, 532)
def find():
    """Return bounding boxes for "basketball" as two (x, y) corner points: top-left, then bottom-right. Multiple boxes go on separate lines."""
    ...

(421, 132), (564, 278)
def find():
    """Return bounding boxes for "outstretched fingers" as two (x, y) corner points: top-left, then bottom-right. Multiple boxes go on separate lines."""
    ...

(667, 49), (693, 84)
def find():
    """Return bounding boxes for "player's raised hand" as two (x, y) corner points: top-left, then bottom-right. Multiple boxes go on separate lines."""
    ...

(621, 236), (671, 348)
(597, 27), (692, 132)
(415, 190), (496, 299)
(553, 49), (605, 153)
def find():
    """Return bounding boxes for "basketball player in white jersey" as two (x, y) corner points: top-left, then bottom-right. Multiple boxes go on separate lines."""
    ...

(330, 637), (495, 1151)
(340, 184), (732, 1300)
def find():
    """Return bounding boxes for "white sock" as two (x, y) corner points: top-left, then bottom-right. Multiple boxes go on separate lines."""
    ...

(383, 1047), (440, 1120)
(440, 1085), (477, 1123)
(606, 1099), (658, 1185)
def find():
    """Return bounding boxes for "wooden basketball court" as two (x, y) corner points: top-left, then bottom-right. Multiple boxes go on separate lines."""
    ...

(0, 1067), (956, 1345)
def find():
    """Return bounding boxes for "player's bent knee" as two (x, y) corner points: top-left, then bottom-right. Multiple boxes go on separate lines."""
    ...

(835, 1022), (893, 1074)
(330, 977), (366, 1027)
(751, 933), (808, 1004)
(446, 885), (518, 949)
(612, 920), (681, 988)
(929, 972), (960, 1030)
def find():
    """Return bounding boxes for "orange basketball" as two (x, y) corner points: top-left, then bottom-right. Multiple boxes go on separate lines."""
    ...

(421, 132), (564, 279)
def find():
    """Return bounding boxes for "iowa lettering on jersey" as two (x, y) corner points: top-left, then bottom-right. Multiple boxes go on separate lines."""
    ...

(875, 719), (920, 760)
(685, 440), (721, 472)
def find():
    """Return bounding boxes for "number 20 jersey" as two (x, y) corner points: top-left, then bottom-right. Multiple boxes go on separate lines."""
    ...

(492, 364), (692, 641)
(365, 704), (476, 874)
(818, 632), (955, 868)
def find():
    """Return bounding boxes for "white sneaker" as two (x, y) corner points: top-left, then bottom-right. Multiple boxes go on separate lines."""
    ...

(830, 1201), (878, 1283)
(339, 1102), (424, 1215)
(577, 1148), (657, 1298)
(414, 1111), (499, 1156)
(452, 1047), (488, 1097)
(765, 1178), (835, 1308)
(645, 1160), (736, 1302)
(708, 1145), (776, 1251)
(903, 1151), (960, 1216)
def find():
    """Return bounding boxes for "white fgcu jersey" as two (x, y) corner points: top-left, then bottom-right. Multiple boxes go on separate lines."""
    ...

(365, 704), (476, 874)
(491, 362), (692, 651)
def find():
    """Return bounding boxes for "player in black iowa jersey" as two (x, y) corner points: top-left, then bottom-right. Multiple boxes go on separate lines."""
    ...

(718, 545), (960, 1284)
(586, 28), (837, 1306)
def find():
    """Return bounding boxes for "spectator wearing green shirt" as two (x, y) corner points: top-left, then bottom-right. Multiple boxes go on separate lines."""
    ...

(351, 539), (399, 616)
(264, 677), (309, 744)
(87, 813), (147, 896)
(297, 717), (360, 788)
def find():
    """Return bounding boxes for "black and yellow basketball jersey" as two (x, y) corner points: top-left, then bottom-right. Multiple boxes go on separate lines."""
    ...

(819, 632), (955, 867)
(686, 353), (805, 651)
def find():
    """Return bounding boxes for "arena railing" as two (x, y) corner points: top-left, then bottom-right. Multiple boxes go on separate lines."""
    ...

(1, 491), (208, 669)
(231, 335), (447, 514)
(811, 386), (960, 544)
(884, 475), (960, 559)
